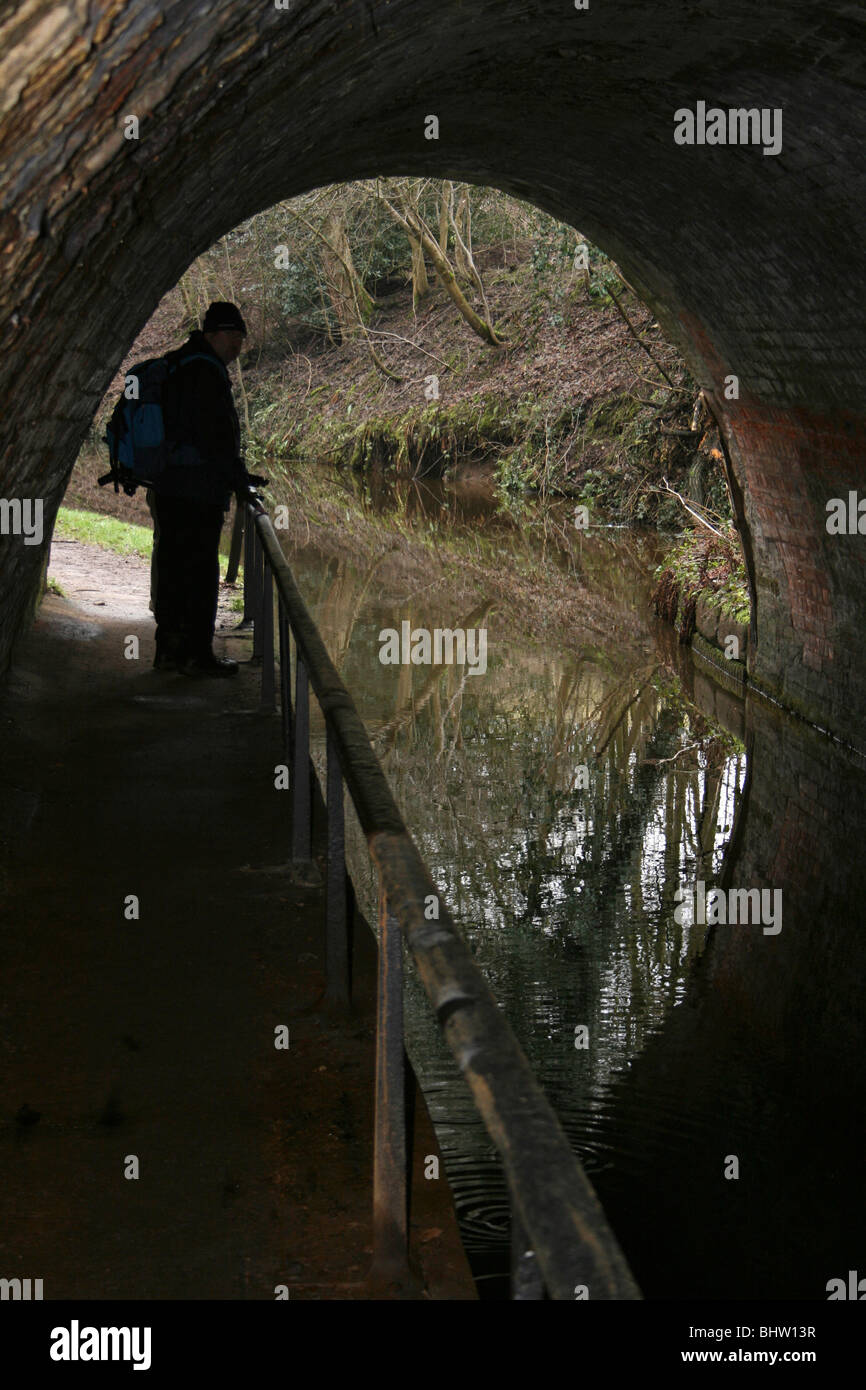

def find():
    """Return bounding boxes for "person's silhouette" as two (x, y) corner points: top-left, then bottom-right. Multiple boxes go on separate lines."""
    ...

(150, 301), (250, 676)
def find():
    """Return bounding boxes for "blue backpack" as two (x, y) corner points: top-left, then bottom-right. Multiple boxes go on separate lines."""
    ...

(99, 350), (227, 495)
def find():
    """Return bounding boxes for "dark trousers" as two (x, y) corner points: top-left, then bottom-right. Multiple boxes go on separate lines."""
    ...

(152, 494), (224, 660)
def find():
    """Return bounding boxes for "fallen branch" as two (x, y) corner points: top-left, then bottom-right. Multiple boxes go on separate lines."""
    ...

(634, 372), (691, 396)
(642, 742), (702, 766)
(607, 285), (677, 389)
(364, 328), (453, 369)
(655, 478), (728, 540)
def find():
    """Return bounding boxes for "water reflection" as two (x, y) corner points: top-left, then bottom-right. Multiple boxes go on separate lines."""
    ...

(354, 466), (510, 531)
(286, 481), (750, 1293)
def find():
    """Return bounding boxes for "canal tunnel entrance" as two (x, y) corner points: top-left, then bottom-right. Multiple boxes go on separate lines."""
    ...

(1, 1), (866, 745)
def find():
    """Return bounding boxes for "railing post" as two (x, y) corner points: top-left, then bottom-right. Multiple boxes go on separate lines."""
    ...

(260, 561), (275, 712)
(240, 504), (255, 628)
(278, 602), (293, 763)
(226, 498), (244, 584)
(325, 726), (350, 1005)
(371, 887), (410, 1286)
(251, 525), (263, 662)
(291, 654), (311, 863)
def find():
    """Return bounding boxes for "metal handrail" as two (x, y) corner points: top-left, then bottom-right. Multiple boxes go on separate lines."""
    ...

(239, 488), (641, 1301)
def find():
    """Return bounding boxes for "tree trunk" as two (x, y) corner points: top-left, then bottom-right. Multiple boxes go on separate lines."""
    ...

(321, 209), (374, 340)
(453, 186), (473, 281)
(408, 230), (430, 311)
(221, 236), (251, 434)
(438, 181), (452, 255)
(371, 186), (505, 348)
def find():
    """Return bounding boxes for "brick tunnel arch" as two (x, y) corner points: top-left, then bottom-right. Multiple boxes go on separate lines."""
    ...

(2, 1), (865, 745)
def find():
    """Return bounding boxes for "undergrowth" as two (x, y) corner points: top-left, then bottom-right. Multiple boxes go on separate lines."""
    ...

(651, 524), (750, 641)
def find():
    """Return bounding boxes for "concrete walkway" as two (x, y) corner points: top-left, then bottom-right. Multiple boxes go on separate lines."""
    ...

(0, 540), (474, 1300)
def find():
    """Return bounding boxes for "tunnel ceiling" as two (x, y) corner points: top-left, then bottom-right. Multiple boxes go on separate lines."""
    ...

(2, 1), (866, 744)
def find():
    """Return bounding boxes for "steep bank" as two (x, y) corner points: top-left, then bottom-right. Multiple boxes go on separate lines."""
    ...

(69, 236), (729, 533)
(63, 212), (745, 662)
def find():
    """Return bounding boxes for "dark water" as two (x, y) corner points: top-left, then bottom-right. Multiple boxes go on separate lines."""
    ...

(285, 471), (866, 1300)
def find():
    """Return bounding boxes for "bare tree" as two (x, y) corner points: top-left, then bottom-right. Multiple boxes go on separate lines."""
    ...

(365, 178), (506, 348)
(438, 179), (452, 254)
(282, 193), (401, 379)
(320, 206), (375, 338)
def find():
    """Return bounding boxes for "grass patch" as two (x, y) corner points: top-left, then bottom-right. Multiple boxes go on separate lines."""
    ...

(55, 503), (245, 583)
(54, 507), (153, 560)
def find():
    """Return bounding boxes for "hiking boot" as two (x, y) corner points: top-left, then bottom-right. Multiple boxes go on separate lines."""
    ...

(180, 653), (239, 678)
(153, 650), (181, 672)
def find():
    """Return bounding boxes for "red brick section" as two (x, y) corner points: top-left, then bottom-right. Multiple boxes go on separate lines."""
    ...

(721, 401), (866, 747)
(1, 1), (865, 745)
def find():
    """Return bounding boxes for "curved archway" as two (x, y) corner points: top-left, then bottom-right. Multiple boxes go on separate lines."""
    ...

(2, 1), (865, 742)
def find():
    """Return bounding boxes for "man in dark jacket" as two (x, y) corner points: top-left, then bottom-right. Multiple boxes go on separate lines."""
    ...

(152, 300), (250, 676)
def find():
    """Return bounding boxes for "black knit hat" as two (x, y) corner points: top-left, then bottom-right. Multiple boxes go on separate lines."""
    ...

(202, 301), (247, 335)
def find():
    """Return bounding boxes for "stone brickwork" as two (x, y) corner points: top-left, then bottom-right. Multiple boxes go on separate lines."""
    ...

(723, 404), (866, 742)
(1, 2), (865, 742)
(710, 693), (866, 1067)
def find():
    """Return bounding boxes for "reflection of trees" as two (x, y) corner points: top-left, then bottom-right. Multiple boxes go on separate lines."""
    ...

(369, 651), (745, 1086)
(299, 529), (746, 1109)
(317, 551), (391, 673)
(300, 531), (749, 1270)
(372, 600), (494, 753)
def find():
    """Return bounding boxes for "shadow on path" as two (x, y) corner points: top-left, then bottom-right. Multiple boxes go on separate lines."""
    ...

(0, 541), (473, 1299)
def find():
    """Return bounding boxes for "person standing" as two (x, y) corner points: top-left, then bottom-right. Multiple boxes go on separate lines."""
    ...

(152, 301), (250, 676)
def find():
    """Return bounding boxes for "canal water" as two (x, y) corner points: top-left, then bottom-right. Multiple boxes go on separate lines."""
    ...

(280, 470), (865, 1300)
